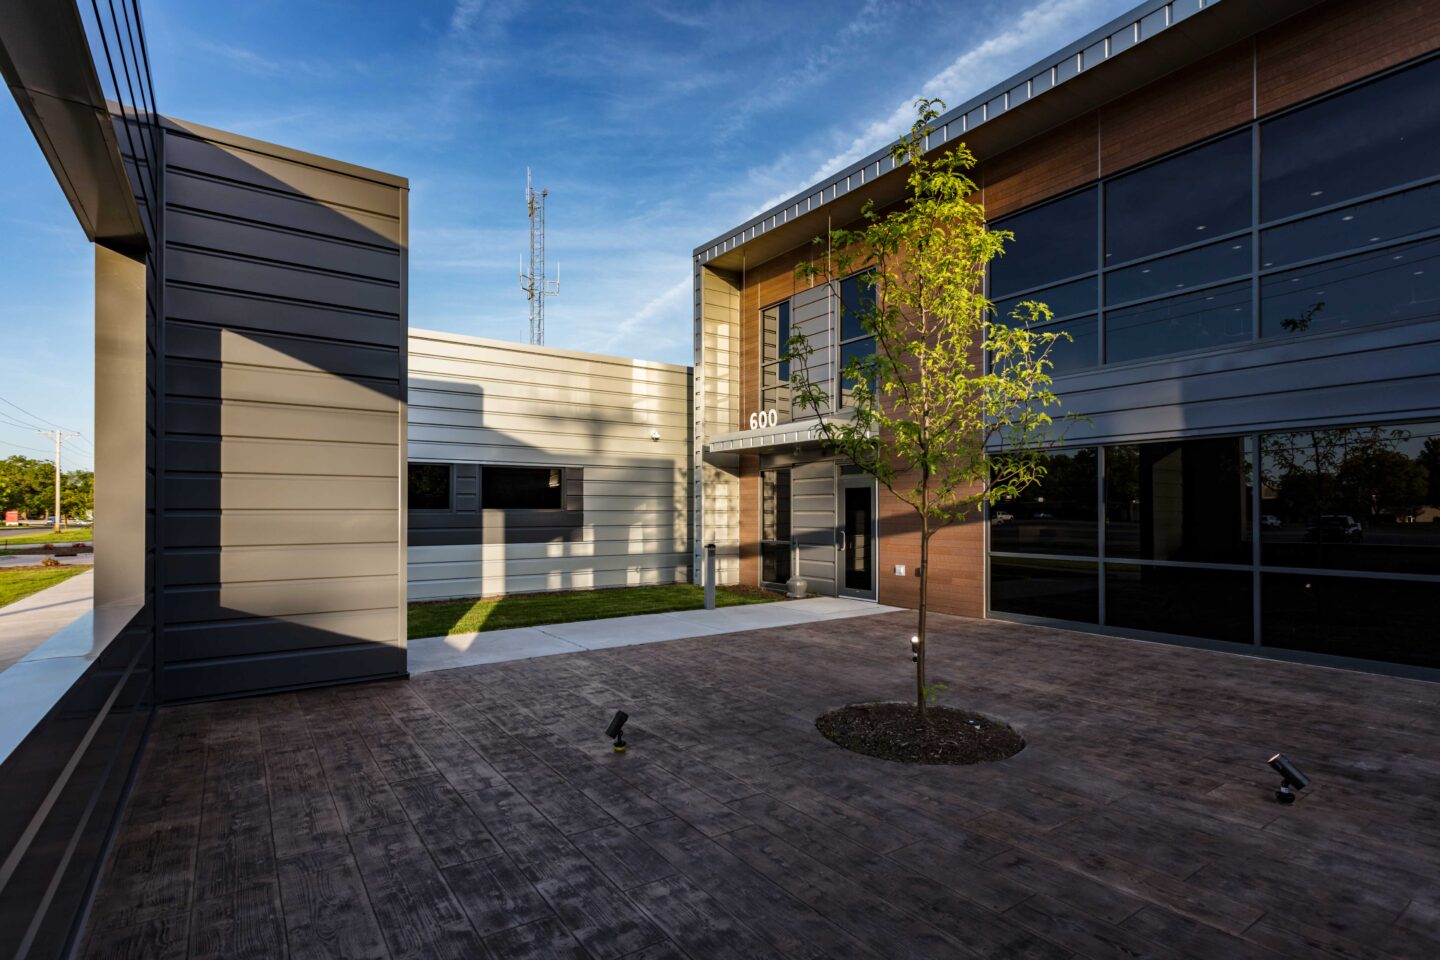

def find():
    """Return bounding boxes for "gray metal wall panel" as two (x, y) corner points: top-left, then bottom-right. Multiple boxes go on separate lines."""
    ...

(791, 460), (837, 596)
(1051, 321), (1440, 444)
(790, 285), (834, 414)
(156, 122), (408, 702)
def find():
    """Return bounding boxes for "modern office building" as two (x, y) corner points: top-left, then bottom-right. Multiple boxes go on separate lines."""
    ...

(407, 329), (691, 601)
(693, 0), (1440, 679)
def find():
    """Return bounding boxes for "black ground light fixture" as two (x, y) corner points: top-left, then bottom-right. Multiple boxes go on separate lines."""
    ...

(607, 710), (628, 753)
(1268, 753), (1310, 804)
(911, 636), (919, 663)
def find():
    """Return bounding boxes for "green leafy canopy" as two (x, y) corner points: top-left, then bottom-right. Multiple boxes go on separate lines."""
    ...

(786, 97), (1072, 531)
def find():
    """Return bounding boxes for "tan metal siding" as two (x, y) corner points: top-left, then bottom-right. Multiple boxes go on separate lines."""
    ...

(407, 329), (691, 602)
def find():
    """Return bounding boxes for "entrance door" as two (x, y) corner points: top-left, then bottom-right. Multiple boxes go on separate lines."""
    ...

(838, 476), (876, 600)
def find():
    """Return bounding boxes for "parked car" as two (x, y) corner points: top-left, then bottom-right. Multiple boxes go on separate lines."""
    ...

(1261, 514), (1282, 529)
(1305, 514), (1363, 542)
(1033, 511), (1054, 520)
(991, 510), (1014, 524)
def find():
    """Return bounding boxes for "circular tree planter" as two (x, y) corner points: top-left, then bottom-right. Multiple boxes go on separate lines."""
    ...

(816, 701), (1024, 765)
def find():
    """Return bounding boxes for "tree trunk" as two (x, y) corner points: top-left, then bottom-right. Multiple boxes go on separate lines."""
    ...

(916, 512), (929, 719)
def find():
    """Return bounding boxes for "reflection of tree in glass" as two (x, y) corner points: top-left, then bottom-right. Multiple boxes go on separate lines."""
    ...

(1420, 436), (1440, 508)
(1261, 426), (1414, 521)
(1279, 299), (1325, 333)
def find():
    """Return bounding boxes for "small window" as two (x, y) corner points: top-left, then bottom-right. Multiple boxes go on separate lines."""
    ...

(409, 463), (452, 510)
(838, 270), (877, 406)
(761, 468), (792, 585)
(483, 466), (563, 509)
(760, 301), (791, 424)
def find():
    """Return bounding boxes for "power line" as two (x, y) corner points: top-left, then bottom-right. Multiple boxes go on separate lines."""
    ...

(0, 393), (79, 433)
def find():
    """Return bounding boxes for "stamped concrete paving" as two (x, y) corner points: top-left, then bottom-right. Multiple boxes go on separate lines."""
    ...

(82, 612), (1440, 959)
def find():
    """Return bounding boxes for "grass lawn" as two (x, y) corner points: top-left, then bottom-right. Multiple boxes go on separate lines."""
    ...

(0, 528), (94, 550)
(409, 583), (780, 640)
(0, 564), (92, 608)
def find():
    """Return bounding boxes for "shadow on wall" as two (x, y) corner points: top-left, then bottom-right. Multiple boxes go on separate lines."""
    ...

(405, 368), (691, 602)
(157, 117), (408, 703)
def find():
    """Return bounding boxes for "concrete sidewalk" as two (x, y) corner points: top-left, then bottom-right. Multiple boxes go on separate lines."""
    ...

(408, 595), (905, 674)
(0, 568), (94, 672)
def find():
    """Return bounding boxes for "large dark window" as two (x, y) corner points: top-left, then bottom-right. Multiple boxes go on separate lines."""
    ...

(1261, 56), (1440, 222)
(1261, 180), (1440, 269)
(990, 448), (1098, 556)
(994, 277), (1096, 323)
(838, 271), (877, 406)
(1105, 565), (1253, 644)
(761, 468), (792, 585)
(990, 558), (1098, 624)
(1260, 236), (1440, 338)
(482, 466), (563, 510)
(1105, 437), (1252, 564)
(1260, 423), (1440, 574)
(1105, 238), (1251, 305)
(1105, 132), (1251, 265)
(409, 463), (451, 510)
(1262, 574), (1436, 670)
(760, 301), (791, 423)
(991, 187), (1097, 296)
(1105, 280), (1251, 363)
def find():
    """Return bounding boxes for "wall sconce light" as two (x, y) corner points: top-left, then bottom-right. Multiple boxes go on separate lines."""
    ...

(910, 636), (919, 663)
(649, 429), (661, 441)
(607, 710), (629, 752)
(1268, 753), (1309, 804)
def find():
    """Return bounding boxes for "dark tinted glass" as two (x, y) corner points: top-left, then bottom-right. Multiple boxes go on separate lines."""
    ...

(1261, 180), (1440, 268)
(409, 463), (450, 510)
(1260, 422), (1440, 574)
(1105, 238), (1251, 305)
(762, 469), (791, 542)
(839, 271), (876, 340)
(1105, 437), (1252, 564)
(1260, 236), (1440, 338)
(762, 543), (792, 585)
(1044, 315), (1099, 378)
(1105, 132), (1251, 264)
(994, 277), (1096, 322)
(1105, 281), (1251, 363)
(839, 337), (876, 402)
(482, 466), (563, 509)
(1262, 573), (1438, 669)
(1261, 56), (1440, 221)
(990, 448), (1098, 556)
(761, 301), (790, 377)
(991, 188), (1098, 296)
(1105, 564), (1253, 644)
(990, 558), (1098, 623)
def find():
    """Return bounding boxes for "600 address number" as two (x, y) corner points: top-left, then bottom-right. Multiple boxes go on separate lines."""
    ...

(748, 409), (779, 430)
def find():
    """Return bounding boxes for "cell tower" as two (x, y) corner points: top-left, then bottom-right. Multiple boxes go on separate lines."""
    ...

(519, 168), (559, 345)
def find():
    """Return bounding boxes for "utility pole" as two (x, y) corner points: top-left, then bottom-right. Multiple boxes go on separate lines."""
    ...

(519, 168), (559, 345)
(37, 429), (80, 531)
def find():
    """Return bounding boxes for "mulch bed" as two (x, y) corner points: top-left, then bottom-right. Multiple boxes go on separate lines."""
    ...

(816, 701), (1025, 765)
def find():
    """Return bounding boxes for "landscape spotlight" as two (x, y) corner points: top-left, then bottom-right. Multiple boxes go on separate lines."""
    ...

(1268, 753), (1310, 804)
(910, 636), (919, 663)
(607, 710), (628, 753)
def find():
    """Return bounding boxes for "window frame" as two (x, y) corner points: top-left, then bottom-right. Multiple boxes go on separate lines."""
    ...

(759, 299), (791, 424)
(480, 465), (567, 511)
(836, 269), (878, 408)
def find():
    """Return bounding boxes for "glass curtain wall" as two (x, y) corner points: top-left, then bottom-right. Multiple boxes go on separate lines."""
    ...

(989, 421), (1440, 671)
(988, 54), (1440, 371)
(759, 301), (792, 423)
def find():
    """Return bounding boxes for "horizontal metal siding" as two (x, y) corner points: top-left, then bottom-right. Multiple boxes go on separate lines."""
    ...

(792, 460), (837, 596)
(408, 331), (691, 600)
(157, 124), (407, 701)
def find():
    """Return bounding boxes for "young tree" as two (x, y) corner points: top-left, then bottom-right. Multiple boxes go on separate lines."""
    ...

(786, 99), (1070, 718)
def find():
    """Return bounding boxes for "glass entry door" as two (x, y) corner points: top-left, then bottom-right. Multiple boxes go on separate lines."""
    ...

(838, 476), (876, 600)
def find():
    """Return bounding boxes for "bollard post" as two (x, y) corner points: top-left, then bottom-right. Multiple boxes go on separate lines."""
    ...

(704, 543), (716, 610)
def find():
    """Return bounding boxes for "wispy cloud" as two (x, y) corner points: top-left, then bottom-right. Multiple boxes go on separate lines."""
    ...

(749, 0), (1120, 215)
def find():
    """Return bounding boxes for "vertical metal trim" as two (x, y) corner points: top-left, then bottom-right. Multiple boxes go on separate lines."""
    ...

(1251, 122), (1261, 340)
(396, 183), (410, 659)
(1251, 433), (1263, 646)
(1096, 180), (1107, 363)
(1097, 446), (1107, 625)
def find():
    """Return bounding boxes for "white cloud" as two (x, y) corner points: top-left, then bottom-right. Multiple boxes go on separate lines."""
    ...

(750, 0), (1121, 215)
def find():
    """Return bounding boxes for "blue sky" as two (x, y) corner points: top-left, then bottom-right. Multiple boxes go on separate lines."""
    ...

(0, 0), (1136, 466)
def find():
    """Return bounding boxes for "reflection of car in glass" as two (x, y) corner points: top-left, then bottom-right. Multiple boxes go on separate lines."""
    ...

(991, 510), (1013, 524)
(1261, 514), (1281, 529)
(1033, 511), (1054, 520)
(1305, 514), (1363, 542)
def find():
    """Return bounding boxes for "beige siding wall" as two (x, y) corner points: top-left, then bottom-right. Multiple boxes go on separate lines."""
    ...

(408, 329), (691, 600)
(696, 266), (741, 584)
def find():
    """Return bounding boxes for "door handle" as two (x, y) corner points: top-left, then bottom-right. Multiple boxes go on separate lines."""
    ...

(837, 529), (847, 551)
